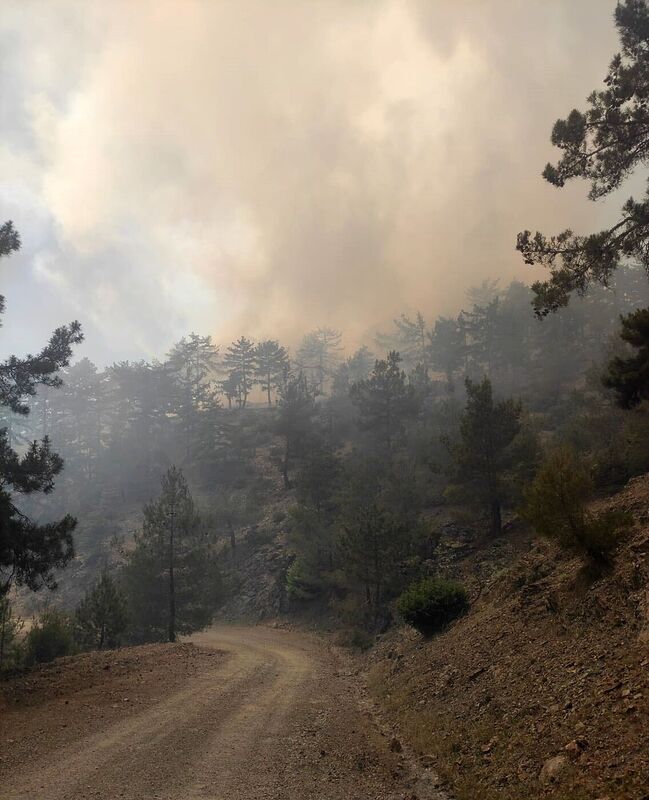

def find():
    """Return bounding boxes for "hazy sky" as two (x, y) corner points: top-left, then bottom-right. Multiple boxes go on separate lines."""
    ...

(0, 1), (626, 364)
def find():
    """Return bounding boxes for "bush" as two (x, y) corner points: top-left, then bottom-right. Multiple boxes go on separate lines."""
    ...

(25, 609), (75, 666)
(285, 557), (320, 601)
(578, 509), (633, 564)
(397, 577), (469, 635)
(521, 445), (633, 563)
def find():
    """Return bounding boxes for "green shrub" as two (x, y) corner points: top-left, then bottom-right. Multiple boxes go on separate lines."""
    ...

(521, 445), (633, 563)
(285, 557), (320, 601)
(25, 609), (75, 666)
(397, 577), (469, 635)
(272, 509), (286, 524)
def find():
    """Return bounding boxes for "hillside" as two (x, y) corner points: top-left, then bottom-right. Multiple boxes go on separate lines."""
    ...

(367, 475), (649, 800)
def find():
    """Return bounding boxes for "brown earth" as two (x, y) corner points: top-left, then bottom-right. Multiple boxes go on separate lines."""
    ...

(0, 625), (439, 800)
(368, 474), (649, 800)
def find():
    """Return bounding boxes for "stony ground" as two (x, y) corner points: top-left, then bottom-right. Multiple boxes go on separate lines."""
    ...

(368, 475), (649, 800)
(0, 625), (442, 800)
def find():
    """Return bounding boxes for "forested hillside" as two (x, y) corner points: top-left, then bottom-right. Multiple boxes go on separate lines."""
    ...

(3, 265), (648, 629)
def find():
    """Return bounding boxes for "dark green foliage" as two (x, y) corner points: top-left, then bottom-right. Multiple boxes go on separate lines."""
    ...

(604, 308), (649, 407)
(0, 221), (82, 599)
(74, 570), (128, 650)
(287, 445), (341, 589)
(274, 372), (317, 489)
(25, 609), (75, 665)
(285, 556), (320, 601)
(122, 467), (221, 643)
(517, 1), (649, 314)
(350, 351), (417, 455)
(446, 378), (525, 535)
(337, 499), (412, 616)
(0, 220), (20, 260)
(397, 577), (469, 635)
(521, 446), (633, 563)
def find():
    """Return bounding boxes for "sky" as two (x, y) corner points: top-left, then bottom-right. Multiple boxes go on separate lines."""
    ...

(0, 0), (628, 365)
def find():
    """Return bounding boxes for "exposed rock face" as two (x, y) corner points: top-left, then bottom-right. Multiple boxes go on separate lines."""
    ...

(218, 526), (294, 621)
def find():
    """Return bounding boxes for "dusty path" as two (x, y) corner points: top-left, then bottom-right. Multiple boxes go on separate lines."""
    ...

(1, 625), (419, 800)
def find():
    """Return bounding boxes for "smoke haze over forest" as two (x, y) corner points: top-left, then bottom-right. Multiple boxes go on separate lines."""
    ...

(0, 0), (628, 364)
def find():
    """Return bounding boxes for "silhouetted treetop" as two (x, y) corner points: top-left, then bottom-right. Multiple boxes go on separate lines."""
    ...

(518, 0), (649, 315)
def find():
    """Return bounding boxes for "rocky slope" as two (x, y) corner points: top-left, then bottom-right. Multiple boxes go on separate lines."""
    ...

(217, 495), (295, 621)
(367, 475), (649, 800)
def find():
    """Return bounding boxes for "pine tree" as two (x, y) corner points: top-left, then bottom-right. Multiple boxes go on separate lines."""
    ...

(122, 466), (220, 643)
(0, 221), (82, 599)
(55, 358), (104, 484)
(346, 346), (375, 383)
(254, 340), (289, 406)
(75, 570), (128, 650)
(446, 377), (522, 535)
(376, 312), (429, 372)
(223, 337), (256, 408)
(461, 298), (501, 378)
(104, 360), (176, 496)
(274, 372), (317, 489)
(429, 317), (465, 393)
(167, 333), (219, 452)
(337, 482), (411, 619)
(297, 328), (342, 395)
(603, 307), (649, 407)
(288, 444), (341, 595)
(349, 351), (416, 455)
(517, 1), (649, 314)
(331, 347), (375, 397)
(220, 371), (240, 410)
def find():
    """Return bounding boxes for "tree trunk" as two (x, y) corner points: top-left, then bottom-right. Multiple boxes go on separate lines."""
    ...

(168, 516), (176, 643)
(228, 520), (236, 552)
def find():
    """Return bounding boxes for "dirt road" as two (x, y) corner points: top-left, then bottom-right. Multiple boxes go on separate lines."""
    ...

(2, 625), (431, 800)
